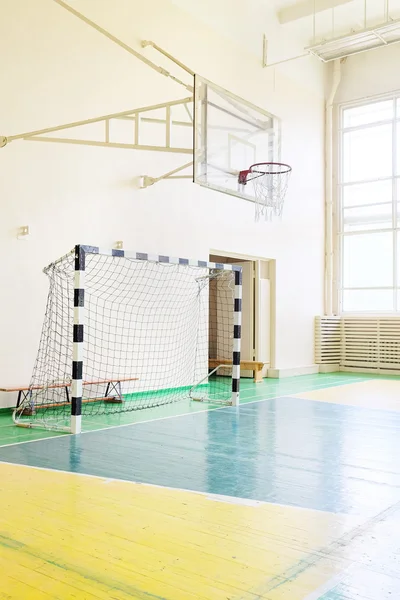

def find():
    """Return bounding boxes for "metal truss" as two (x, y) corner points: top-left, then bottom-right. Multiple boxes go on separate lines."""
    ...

(1, 0), (200, 186)
(0, 97), (193, 155)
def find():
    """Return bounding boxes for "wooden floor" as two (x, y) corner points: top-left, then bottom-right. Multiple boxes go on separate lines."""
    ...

(0, 374), (400, 599)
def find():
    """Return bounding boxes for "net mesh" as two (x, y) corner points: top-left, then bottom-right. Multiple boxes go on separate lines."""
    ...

(247, 163), (291, 221)
(14, 251), (236, 430)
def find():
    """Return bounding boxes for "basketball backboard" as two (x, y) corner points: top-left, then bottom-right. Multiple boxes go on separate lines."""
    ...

(194, 76), (280, 203)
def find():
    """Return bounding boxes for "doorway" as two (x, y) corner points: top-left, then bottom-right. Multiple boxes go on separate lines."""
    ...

(209, 253), (274, 377)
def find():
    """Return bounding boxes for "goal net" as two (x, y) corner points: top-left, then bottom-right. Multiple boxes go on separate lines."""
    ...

(14, 246), (242, 432)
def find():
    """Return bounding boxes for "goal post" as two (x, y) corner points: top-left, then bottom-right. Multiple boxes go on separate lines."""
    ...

(13, 245), (242, 432)
(72, 244), (85, 434)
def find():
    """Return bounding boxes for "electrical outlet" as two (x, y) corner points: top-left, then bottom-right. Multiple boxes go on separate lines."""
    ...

(17, 226), (30, 239)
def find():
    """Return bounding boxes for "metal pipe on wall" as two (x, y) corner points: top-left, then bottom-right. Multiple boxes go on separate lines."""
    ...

(324, 59), (341, 315)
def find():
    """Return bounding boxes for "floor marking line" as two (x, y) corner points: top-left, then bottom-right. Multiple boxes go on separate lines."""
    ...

(0, 433), (66, 449)
(0, 392), (286, 446)
(76, 377), (359, 435)
(0, 459), (344, 516)
(0, 375), (373, 446)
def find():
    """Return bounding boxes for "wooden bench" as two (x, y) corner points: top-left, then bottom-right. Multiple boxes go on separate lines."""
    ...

(0, 377), (139, 410)
(208, 359), (265, 383)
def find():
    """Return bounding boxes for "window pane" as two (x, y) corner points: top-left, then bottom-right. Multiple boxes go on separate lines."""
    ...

(343, 232), (393, 287)
(343, 125), (392, 183)
(396, 179), (400, 225)
(397, 232), (400, 285)
(343, 203), (392, 232)
(343, 100), (393, 128)
(343, 289), (393, 312)
(397, 123), (400, 175)
(343, 179), (392, 207)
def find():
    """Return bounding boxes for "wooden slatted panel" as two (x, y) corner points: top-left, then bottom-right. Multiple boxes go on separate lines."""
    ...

(316, 316), (400, 373)
(378, 318), (400, 369)
(314, 317), (341, 364)
(341, 318), (379, 368)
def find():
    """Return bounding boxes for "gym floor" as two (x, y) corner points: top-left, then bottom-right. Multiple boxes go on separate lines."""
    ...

(0, 372), (399, 599)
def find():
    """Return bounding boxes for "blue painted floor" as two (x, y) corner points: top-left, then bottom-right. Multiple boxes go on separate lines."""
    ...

(1, 396), (400, 516)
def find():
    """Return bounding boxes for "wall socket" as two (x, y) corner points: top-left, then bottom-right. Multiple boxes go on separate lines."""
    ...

(17, 226), (30, 239)
(115, 240), (123, 249)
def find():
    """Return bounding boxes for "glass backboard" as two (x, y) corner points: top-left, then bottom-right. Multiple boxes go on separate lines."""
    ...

(194, 75), (281, 203)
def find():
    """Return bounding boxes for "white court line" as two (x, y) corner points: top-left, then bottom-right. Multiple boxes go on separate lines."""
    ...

(0, 459), (343, 516)
(0, 432), (68, 448)
(0, 376), (355, 438)
(82, 376), (367, 435)
(0, 375), (361, 447)
(0, 399), (259, 448)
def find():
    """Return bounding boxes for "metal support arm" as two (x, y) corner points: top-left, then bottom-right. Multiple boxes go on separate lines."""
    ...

(52, 0), (193, 91)
(140, 161), (193, 188)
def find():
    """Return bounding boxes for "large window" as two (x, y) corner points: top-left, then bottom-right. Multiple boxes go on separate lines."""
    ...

(338, 96), (400, 313)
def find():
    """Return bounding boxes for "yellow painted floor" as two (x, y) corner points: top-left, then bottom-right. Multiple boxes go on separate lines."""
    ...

(0, 462), (362, 600)
(294, 378), (400, 411)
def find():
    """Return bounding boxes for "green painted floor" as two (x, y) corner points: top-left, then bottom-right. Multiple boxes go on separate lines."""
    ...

(1, 371), (399, 447)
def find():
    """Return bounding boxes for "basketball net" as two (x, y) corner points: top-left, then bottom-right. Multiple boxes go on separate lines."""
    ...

(238, 163), (292, 221)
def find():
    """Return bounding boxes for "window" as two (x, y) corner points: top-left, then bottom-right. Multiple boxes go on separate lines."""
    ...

(338, 96), (400, 313)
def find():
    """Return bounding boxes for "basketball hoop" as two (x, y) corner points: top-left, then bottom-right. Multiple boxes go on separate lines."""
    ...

(238, 162), (292, 221)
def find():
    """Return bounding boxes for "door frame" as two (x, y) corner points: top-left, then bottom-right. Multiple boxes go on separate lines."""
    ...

(209, 249), (276, 370)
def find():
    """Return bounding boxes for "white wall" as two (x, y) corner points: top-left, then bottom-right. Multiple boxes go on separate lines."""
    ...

(170, 0), (324, 95)
(335, 44), (400, 104)
(0, 0), (326, 407)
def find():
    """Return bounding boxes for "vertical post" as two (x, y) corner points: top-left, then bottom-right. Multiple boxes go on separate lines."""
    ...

(72, 245), (85, 434)
(166, 105), (171, 148)
(198, 78), (208, 182)
(262, 34), (268, 68)
(231, 267), (242, 406)
(312, 0), (316, 43)
(135, 114), (140, 146)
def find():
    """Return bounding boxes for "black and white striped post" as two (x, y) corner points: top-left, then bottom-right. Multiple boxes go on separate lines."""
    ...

(231, 267), (242, 406)
(71, 244), (85, 434)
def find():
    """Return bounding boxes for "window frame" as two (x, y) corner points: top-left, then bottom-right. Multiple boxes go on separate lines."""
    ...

(337, 92), (400, 315)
